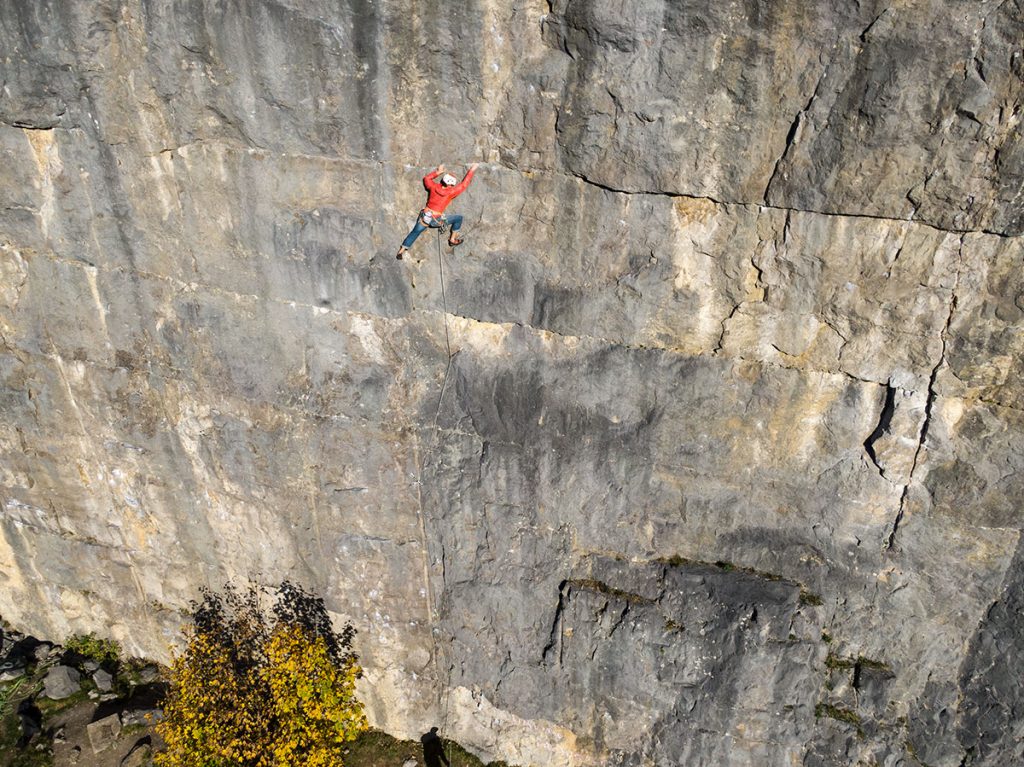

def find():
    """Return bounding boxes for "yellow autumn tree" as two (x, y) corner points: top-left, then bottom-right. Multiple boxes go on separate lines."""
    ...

(263, 623), (366, 766)
(156, 582), (367, 767)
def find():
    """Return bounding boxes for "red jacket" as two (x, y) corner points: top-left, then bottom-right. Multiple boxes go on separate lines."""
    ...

(422, 168), (475, 213)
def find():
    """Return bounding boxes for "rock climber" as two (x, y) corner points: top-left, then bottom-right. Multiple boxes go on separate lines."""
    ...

(396, 162), (478, 260)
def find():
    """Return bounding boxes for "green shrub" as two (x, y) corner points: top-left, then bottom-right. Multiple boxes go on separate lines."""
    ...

(64, 633), (120, 665)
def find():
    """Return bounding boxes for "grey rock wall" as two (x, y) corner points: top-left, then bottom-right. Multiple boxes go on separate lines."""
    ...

(1, 1), (1023, 765)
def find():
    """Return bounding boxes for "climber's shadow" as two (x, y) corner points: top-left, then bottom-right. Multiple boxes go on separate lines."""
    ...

(420, 726), (449, 767)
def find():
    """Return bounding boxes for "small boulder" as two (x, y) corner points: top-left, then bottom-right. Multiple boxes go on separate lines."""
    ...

(32, 643), (52, 662)
(138, 665), (159, 684)
(93, 668), (114, 692)
(87, 713), (122, 754)
(121, 742), (152, 767)
(42, 665), (81, 699)
(122, 708), (162, 727)
(0, 629), (17, 655)
(402, 760), (419, 767)
(82, 660), (100, 673)
(0, 661), (26, 683)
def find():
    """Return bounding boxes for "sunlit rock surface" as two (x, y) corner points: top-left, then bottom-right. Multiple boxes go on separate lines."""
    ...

(1, 1), (1023, 765)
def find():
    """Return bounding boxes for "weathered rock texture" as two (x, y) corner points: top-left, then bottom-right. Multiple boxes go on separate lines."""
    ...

(1, 1), (1023, 765)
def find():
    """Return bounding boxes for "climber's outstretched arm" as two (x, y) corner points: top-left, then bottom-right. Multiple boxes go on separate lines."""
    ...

(423, 164), (447, 190)
(450, 163), (479, 195)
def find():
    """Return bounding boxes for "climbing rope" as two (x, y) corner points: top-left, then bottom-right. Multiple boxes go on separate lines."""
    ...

(435, 227), (454, 420)
(409, 227), (457, 764)
(434, 227), (457, 764)
(437, 227), (452, 358)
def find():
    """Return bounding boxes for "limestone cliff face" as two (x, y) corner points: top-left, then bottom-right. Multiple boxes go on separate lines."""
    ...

(1, 1), (1023, 765)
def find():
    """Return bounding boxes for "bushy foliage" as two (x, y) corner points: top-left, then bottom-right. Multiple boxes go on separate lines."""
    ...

(64, 633), (121, 665)
(155, 582), (367, 767)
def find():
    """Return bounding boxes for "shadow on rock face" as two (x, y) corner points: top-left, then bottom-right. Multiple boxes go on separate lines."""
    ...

(420, 726), (448, 767)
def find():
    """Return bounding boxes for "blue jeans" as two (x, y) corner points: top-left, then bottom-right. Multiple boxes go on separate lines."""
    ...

(401, 212), (463, 249)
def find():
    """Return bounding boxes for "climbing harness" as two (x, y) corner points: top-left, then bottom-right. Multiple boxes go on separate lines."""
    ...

(420, 208), (449, 231)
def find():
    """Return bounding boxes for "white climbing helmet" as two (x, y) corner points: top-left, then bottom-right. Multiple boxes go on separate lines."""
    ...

(441, 173), (457, 186)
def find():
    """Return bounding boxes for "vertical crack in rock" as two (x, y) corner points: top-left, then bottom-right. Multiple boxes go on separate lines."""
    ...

(858, 9), (890, 44)
(715, 242), (769, 354)
(886, 234), (965, 549)
(607, 603), (630, 637)
(764, 96), (813, 202)
(782, 208), (793, 245)
(885, 243), (905, 279)
(763, 37), (845, 203)
(541, 580), (569, 667)
(713, 302), (742, 355)
(764, 8), (891, 203)
(864, 382), (897, 475)
(494, 649), (513, 696)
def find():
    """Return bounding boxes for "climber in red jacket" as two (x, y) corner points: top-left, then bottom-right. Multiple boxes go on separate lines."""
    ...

(396, 162), (478, 260)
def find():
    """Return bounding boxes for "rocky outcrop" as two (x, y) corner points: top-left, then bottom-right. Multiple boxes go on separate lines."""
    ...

(1, 1), (1022, 765)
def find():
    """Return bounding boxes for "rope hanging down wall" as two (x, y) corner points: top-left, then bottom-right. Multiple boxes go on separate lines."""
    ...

(433, 226), (456, 762)
(408, 226), (459, 762)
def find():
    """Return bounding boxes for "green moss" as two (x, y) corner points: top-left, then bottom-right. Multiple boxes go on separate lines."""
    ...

(825, 653), (892, 674)
(0, 706), (22, 758)
(114, 658), (157, 694)
(566, 579), (654, 605)
(711, 560), (790, 582)
(345, 730), (418, 766)
(443, 738), (512, 767)
(0, 679), (29, 719)
(814, 703), (863, 736)
(345, 729), (512, 767)
(35, 689), (88, 717)
(120, 722), (149, 738)
(663, 619), (683, 633)
(0, 675), (53, 767)
(657, 554), (695, 567)
(825, 653), (856, 671)
(659, 555), (796, 586)
(799, 589), (824, 606)
(821, 630), (833, 643)
(856, 656), (893, 673)
(64, 633), (121, 665)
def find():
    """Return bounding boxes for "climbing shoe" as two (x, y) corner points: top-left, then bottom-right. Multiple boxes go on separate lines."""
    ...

(448, 234), (464, 247)
(396, 246), (407, 260)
